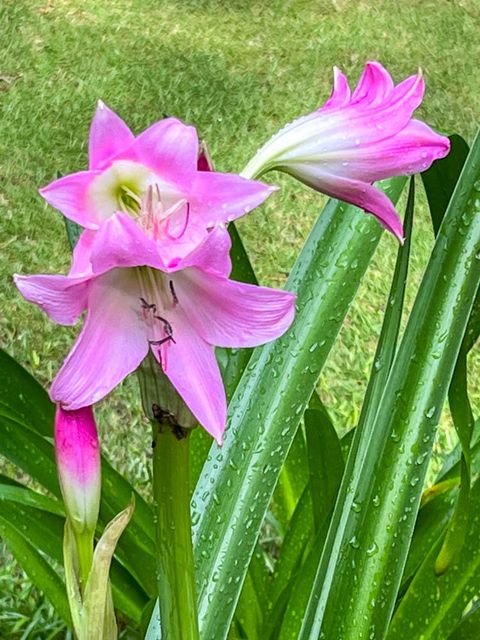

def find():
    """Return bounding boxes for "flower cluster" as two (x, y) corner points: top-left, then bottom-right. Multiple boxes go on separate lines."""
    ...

(15, 61), (449, 442)
(15, 104), (295, 442)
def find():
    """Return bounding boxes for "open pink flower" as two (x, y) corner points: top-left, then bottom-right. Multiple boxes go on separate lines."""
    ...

(40, 102), (275, 259)
(242, 61), (450, 241)
(15, 216), (295, 443)
(55, 405), (101, 535)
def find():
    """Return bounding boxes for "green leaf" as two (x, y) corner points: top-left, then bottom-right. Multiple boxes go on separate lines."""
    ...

(0, 514), (72, 626)
(63, 217), (82, 251)
(0, 348), (55, 436)
(274, 425), (309, 530)
(192, 177), (407, 639)
(232, 569), (263, 639)
(303, 131), (480, 640)
(283, 177), (414, 640)
(305, 393), (344, 532)
(0, 413), (60, 496)
(0, 482), (64, 516)
(448, 600), (480, 639)
(422, 134), (470, 235)
(0, 499), (147, 624)
(422, 133), (477, 574)
(229, 222), (258, 286)
(388, 477), (480, 639)
(0, 347), (156, 595)
(261, 489), (312, 640)
(400, 487), (456, 592)
(82, 501), (135, 639)
(278, 521), (330, 639)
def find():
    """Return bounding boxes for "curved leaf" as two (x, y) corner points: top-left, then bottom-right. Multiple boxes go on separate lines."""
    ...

(303, 130), (480, 640)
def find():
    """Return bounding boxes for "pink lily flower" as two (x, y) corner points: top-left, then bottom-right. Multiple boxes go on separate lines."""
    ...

(242, 61), (450, 241)
(15, 215), (295, 443)
(39, 102), (275, 260)
(55, 405), (101, 535)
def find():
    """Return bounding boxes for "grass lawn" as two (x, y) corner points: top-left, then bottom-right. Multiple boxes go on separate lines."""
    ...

(1, 0), (479, 636)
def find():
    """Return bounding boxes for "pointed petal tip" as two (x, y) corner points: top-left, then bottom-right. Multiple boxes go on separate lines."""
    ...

(214, 431), (224, 446)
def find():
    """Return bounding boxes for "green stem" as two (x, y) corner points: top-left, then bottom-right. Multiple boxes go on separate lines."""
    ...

(152, 423), (199, 640)
(75, 529), (94, 593)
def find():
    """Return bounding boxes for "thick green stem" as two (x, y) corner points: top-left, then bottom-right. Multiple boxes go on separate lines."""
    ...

(152, 424), (199, 640)
(75, 529), (94, 594)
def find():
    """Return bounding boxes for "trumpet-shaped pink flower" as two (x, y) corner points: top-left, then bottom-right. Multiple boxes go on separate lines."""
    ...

(16, 214), (295, 443)
(242, 61), (450, 241)
(40, 102), (275, 259)
(55, 406), (101, 535)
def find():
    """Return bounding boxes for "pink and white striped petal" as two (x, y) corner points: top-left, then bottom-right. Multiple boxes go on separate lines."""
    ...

(50, 269), (149, 409)
(174, 269), (296, 348)
(89, 101), (135, 170)
(40, 171), (101, 229)
(127, 118), (199, 186)
(191, 172), (277, 227)
(14, 273), (90, 325)
(153, 308), (227, 444)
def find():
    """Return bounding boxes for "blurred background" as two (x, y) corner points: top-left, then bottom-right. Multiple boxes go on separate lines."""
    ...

(1, 0), (479, 635)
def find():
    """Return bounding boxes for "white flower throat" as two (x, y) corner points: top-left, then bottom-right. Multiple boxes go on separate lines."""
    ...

(89, 160), (190, 240)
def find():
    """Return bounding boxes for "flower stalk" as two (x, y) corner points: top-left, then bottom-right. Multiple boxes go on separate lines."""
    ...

(152, 421), (199, 640)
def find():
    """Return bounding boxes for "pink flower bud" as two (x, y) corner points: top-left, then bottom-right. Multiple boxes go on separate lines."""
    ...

(55, 406), (101, 535)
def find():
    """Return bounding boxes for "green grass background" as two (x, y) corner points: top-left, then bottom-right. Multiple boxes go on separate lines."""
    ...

(1, 0), (479, 636)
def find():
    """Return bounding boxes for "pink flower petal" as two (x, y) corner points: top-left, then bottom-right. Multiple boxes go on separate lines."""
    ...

(191, 172), (276, 226)
(307, 173), (405, 241)
(328, 119), (450, 182)
(69, 229), (96, 276)
(351, 61), (394, 106)
(173, 269), (296, 348)
(90, 212), (166, 274)
(322, 66), (351, 110)
(14, 273), (90, 325)
(50, 269), (149, 409)
(130, 118), (198, 185)
(153, 308), (226, 444)
(173, 226), (232, 277)
(40, 171), (101, 229)
(89, 101), (135, 170)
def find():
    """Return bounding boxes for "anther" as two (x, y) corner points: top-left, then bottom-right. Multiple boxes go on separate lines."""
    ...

(140, 297), (157, 313)
(169, 280), (178, 305)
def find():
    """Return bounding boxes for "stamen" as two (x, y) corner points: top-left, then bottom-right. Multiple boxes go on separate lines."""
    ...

(169, 280), (178, 306)
(165, 202), (190, 240)
(140, 297), (156, 312)
(149, 336), (175, 346)
(118, 185), (142, 216)
(153, 314), (176, 343)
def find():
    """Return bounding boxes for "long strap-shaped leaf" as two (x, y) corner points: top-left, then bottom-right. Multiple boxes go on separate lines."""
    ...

(0, 514), (72, 626)
(278, 178), (415, 639)
(192, 177), (406, 639)
(301, 131), (480, 640)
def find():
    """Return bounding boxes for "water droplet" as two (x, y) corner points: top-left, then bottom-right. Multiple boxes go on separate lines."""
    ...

(366, 542), (379, 557)
(349, 535), (360, 549)
(425, 406), (436, 418)
(351, 500), (362, 513)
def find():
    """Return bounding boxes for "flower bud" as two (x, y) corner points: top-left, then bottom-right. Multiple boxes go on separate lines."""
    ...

(55, 406), (101, 535)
